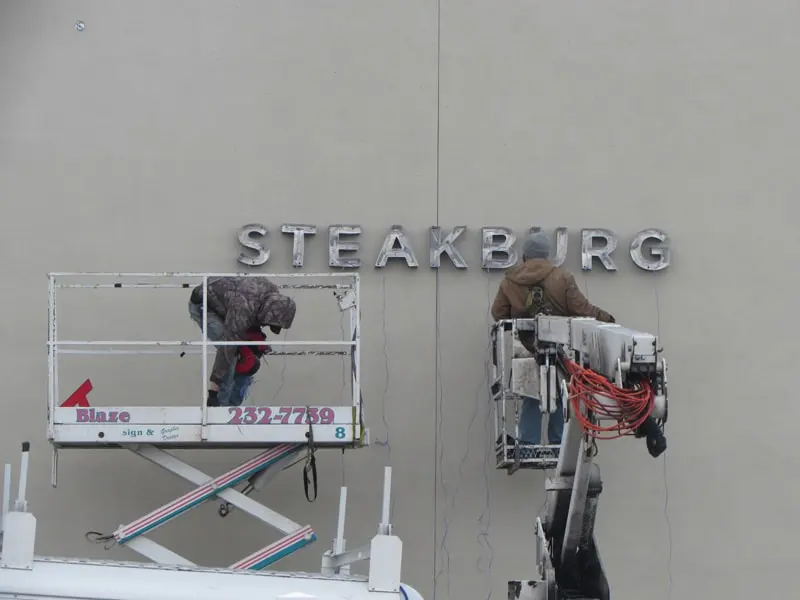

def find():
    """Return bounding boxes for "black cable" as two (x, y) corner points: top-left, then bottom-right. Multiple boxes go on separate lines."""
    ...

(475, 267), (495, 600)
(85, 530), (116, 551)
(374, 273), (392, 465)
(653, 274), (673, 599)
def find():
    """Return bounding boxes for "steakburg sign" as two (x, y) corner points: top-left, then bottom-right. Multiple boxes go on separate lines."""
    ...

(236, 224), (671, 272)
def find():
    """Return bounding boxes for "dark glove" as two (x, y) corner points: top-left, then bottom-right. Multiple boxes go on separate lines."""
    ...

(647, 430), (667, 458)
(636, 416), (667, 458)
(207, 389), (220, 407)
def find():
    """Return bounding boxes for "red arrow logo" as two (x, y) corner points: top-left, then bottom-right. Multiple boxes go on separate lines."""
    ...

(61, 378), (93, 407)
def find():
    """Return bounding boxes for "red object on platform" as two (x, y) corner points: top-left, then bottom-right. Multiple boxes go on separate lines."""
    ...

(61, 378), (93, 407)
(236, 329), (271, 374)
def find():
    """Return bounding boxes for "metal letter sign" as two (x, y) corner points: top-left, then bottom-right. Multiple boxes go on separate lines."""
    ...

(236, 224), (671, 272)
(375, 225), (419, 268)
(328, 225), (361, 268)
(281, 224), (316, 268)
(629, 229), (670, 271)
(238, 224), (269, 267)
(581, 228), (617, 271)
(430, 226), (468, 269)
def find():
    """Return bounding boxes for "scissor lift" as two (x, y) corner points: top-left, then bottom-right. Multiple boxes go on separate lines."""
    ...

(46, 272), (366, 570)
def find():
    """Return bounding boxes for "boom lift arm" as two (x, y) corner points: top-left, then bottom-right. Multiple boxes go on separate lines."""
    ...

(498, 316), (668, 600)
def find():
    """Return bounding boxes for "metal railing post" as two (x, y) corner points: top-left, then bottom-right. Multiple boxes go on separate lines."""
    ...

(201, 275), (209, 438)
(47, 274), (56, 439)
(500, 322), (508, 441)
(353, 274), (361, 411)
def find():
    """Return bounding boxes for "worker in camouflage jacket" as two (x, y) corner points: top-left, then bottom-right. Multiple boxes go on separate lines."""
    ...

(188, 276), (297, 407)
(491, 232), (615, 451)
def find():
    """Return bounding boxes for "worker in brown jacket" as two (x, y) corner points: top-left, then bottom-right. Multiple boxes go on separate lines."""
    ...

(491, 232), (615, 450)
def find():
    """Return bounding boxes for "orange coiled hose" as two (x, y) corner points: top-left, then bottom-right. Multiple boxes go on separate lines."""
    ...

(561, 356), (655, 440)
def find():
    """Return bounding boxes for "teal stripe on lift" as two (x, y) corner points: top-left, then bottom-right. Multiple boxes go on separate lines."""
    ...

(118, 445), (300, 544)
(246, 533), (318, 570)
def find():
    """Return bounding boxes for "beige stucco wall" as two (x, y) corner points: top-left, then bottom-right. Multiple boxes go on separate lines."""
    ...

(1, 1), (797, 599)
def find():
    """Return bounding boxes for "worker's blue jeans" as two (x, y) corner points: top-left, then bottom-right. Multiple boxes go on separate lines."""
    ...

(518, 396), (564, 446)
(188, 301), (252, 407)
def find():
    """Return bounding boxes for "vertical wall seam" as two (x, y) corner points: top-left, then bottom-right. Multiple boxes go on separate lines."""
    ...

(433, 0), (442, 598)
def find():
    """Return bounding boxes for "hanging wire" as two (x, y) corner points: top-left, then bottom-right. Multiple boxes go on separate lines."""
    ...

(583, 268), (673, 598)
(652, 273), (673, 599)
(374, 273), (392, 465)
(269, 328), (289, 403)
(339, 310), (348, 488)
(372, 271), (396, 521)
(434, 263), (452, 598)
(442, 323), (492, 599)
(433, 258), (448, 595)
(476, 265), (495, 600)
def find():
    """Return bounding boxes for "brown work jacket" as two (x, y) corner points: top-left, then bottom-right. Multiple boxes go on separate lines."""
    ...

(491, 259), (615, 324)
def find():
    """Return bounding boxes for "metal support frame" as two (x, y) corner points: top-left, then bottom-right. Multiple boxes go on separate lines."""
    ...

(1, 443), (36, 570)
(112, 443), (315, 569)
(490, 319), (561, 472)
(321, 466), (401, 594)
(0, 444), (417, 600)
(501, 314), (668, 600)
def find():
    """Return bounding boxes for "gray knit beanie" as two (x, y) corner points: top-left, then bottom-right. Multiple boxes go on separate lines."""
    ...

(522, 232), (551, 260)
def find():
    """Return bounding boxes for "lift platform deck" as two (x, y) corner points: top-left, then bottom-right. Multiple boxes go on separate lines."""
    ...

(51, 405), (361, 449)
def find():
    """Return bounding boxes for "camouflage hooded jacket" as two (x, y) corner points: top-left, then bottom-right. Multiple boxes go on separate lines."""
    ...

(192, 277), (297, 385)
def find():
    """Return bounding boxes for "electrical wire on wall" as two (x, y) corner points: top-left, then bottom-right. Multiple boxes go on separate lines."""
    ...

(332, 262), (353, 490)
(373, 272), (396, 521)
(432, 262), (496, 599)
(374, 273), (392, 464)
(339, 310), (349, 487)
(433, 270), (496, 600)
(436, 273), (495, 600)
(476, 266), (495, 600)
(269, 329), (289, 404)
(583, 268), (673, 598)
(433, 264), (448, 597)
(652, 273), (673, 600)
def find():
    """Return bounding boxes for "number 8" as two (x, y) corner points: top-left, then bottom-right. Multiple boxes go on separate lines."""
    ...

(335, 427), (345, 439)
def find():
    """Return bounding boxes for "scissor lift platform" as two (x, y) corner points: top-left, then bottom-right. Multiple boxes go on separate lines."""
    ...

(45, 272), (367, 570)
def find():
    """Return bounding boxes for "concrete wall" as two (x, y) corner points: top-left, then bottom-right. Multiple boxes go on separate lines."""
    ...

(1, 1), (797, 599)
